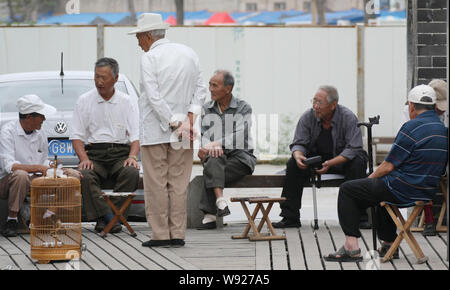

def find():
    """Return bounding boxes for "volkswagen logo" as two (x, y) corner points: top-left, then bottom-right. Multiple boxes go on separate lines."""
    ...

(55, 121), (68, 134)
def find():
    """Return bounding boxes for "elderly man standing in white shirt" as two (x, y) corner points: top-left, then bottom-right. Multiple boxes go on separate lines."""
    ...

(0, 95), (56, 237)
(129, 13), (207, 248)
(71, 57), (140, 234)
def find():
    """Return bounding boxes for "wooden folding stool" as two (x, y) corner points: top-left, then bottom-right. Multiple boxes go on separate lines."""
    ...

(100, 192), (137, 238)
(230, 197), (286, 241)
(380, 201), (431, 264)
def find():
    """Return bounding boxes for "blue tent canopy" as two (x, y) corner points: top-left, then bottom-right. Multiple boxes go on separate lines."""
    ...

(284, 8), (365, 25)
(243, 10), (304, 24)
(38, 12), (129, 24)
(35, 9), (405, 25)
(38, 10), (213, 25)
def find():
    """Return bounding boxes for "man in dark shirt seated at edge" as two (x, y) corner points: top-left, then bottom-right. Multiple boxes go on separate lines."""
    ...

(273, 85), (369, 229)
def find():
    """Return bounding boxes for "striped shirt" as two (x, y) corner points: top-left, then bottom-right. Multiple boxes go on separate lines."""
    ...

(382, 110), (448, 204)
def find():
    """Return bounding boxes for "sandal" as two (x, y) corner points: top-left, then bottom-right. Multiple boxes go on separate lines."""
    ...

(324, 246), (363, 262)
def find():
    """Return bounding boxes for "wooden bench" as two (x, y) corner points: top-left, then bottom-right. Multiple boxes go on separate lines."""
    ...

(186, 174), (345, 229)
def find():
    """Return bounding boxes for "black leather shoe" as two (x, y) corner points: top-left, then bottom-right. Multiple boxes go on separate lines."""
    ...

(217, 206), (231, 217)
(142, 239), (171, 248)
(378, 243), (399, 259)
(95, 218), (106, 233)
(109, 222), (122, 234)
(196, 221), (217, 230)
(171, 239), (185, 248)
(422, 223), (437, 236)
(2, 220), (18, 237)
(272, 218), (301, 228)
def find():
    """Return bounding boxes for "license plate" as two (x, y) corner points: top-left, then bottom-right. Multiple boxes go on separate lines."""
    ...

(48, 139), (75, 156)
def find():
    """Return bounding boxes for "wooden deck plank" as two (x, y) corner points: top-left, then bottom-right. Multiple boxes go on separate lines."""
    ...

(152, 247), (200, 270)
(9, 235), (57, 270)
(359, 229), (395, 270)
(132, 232), (183, 270)
(0, 221), (444, 270)
(81, 230), (128, 270)
(271, 240), (289, 270)
(255, 241), (271, 270)
(105, 232), (164, 270)
(77, 247), (108, 270)
(83, 229), (145, 270)
(284, 228), (307, 270)
(325, 220), (360, 270)
(299, 221), (323, 270)
(185, 257), (255, 270)
(399, 244), (429, 270)
(414, 234), (448, 270)
(10, 254), (38, 270)
(135, 230), (199, 270)
(426, 233), (449, 268)
(0, 235), (23, 256)
(315, 221), (341, 270)
(0, 255), (17, 270)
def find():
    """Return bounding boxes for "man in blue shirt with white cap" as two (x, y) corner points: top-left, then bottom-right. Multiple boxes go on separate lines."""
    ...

(324, 84), (448, 262)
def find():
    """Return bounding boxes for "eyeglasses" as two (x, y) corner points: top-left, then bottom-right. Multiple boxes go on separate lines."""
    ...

(310, 98), (327, 107)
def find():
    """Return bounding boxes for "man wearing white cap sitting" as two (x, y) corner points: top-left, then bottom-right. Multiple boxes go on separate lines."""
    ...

(0, 95), (56, 237)
(323, 85), (448, 262)
(129, 13), (207, 248)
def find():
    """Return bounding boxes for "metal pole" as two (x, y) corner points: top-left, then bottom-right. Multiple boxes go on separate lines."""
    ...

(447, 0), (449, 263)
(97, 24), (104, 60)
(356, 24), (365, 125)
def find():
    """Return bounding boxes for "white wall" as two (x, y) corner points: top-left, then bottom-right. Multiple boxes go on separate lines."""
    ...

(0, 25), (407, 138)
(0, 27), (97, 73)
(365, 26), (407, 137)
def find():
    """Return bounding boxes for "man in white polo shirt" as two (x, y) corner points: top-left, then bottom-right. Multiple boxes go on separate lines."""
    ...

(129, 13), (207, 247)
(0, 95), (56, 237)
(71, 57), (140, 234)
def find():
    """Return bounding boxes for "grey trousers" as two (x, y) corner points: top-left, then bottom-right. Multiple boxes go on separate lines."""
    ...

(199, 155), (252, 215)
(80, 146), (140, 221)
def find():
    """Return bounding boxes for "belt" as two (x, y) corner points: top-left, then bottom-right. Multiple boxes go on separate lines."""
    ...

(85, 143), (130, 150)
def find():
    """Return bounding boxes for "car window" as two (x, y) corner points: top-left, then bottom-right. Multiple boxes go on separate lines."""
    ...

(0, 79), (128, 111)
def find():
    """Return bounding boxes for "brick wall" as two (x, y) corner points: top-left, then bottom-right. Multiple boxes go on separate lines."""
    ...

(409, 0), (448, 86)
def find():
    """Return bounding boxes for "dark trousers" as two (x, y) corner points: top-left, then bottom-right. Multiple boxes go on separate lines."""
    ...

(280, 155), (367, 221)
(338, 178), (402, 242)
(80, 146), (140, 221)
(199, 154), (252, 215)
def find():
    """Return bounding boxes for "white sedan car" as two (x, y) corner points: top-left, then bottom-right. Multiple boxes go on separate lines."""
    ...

(0, 71), (146, 221)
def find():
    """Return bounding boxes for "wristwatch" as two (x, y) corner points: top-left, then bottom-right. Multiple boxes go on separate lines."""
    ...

(128, 155), (138, 161)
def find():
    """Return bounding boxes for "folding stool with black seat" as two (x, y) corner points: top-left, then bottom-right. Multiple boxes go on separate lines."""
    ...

(379, 200), (431, 264)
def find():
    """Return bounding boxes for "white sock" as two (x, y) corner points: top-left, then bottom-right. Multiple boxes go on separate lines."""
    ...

(202, 214), (216, 224)
(216, 197), (228, 210)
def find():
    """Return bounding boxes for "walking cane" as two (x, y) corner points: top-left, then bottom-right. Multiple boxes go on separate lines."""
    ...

(357, 115), (380, 253)
(304, 156), (322, 231)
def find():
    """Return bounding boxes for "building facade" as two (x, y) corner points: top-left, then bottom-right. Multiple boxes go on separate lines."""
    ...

(53, 0), (400, 14)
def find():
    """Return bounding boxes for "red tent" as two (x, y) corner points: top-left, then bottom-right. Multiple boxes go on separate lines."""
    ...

(165, 15), (177, 25)
(205, 12), (236, 25)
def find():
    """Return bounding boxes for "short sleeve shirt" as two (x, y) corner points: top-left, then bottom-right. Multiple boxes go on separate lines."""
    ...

(382, 110), (448, 203)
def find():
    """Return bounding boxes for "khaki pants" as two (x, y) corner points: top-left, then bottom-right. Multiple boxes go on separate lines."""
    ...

(141, 143), (193, 240)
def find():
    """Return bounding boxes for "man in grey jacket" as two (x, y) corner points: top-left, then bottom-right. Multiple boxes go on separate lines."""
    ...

(273, 86), (368, 228)
(196, 70), (256, 230)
